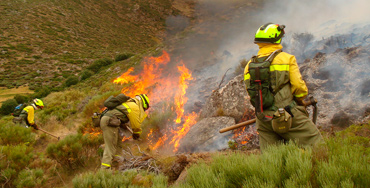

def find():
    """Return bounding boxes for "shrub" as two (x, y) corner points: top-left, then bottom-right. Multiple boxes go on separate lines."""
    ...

(14, 94), (30, 104)
(0, 122), (35, 145)
(86, 58), (113, 73)
(46, 133), (102, 169)
(114, 52), (134, 62)
(64, 76), (79, 87)
(0, 99), (18, 115)
(80, 70), (94, 81)
(13, 168), (45, 188)
(72, 169), (168, 188)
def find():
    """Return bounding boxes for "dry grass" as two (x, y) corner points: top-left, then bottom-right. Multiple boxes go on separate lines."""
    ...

(0, 86), (34, 103)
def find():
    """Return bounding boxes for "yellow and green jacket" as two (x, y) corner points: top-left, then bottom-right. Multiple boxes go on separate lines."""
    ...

(106, 97), (147, 135)
(20, 105), (36, 125)
(244, 43), (308, 109)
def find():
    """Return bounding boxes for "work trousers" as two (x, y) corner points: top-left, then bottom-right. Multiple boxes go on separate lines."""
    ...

(257, 105), (323, 150)
(100, 116), (122, 169)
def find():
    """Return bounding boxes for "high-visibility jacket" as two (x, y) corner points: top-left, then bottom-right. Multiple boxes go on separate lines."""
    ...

(244, 43), (308, 109)
(105, 96), (147, 135)
(20, 105), (36, 125)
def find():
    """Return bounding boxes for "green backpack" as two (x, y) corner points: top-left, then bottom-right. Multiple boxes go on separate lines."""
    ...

(12, 103), (28, 117)
(247, 50), (281, 115)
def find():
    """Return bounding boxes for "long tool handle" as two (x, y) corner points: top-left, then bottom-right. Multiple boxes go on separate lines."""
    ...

(38, 128), (60, 140)
(219, 118), (256, 133)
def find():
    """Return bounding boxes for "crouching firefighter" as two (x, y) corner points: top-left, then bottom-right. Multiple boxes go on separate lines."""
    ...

(244, 23), (323, 151)
(13, 98), (44, 130)
(100, 94), (150, 169)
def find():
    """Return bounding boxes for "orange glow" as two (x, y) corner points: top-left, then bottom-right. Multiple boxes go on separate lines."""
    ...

(122, 136), (131, 142)
(170, 112), (198, 152)
(111, 50), (199, 153)
(174, 63), (193, 123)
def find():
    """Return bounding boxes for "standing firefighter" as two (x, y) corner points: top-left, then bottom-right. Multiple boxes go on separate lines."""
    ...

(243, 23), (323, 150)
(14, 98), (44, 130)
(100, 93), (150, 169)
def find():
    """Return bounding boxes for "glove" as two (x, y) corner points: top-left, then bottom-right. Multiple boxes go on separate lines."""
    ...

(132, 133), (140, 140)
(31, 124), (39, 130)
(294, 97), (306, 106)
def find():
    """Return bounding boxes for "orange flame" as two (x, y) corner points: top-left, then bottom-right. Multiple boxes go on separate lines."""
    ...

(111, 50), (198, 152)
(174, 62), (193, 123)
(170, 112), (198, 152)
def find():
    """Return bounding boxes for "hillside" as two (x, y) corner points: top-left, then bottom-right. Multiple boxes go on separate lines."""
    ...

(1, 0), (370, 187)
(0, 0), (192, 91)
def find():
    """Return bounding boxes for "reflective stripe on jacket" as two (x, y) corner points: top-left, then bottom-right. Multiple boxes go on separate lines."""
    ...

(244, 43), (308, 108)
(113, 97), (147, 135)
(21, 106), (35, 125)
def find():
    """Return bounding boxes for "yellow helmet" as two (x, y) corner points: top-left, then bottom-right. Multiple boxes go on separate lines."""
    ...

(254, 23), (285, 44)
(138, 94), (150, 110)
(33, 98), (44, 109)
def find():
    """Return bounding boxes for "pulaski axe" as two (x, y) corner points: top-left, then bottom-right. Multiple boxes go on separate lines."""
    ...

(219, 96), (318, 133)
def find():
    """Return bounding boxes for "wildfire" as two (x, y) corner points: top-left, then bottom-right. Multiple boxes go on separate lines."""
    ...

(174, 62), (193, 123)
(111, 50), (197, 153)
(170, 112), (197, 152)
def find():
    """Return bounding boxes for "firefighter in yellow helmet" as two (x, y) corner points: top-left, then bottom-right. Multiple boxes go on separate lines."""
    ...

(243, 23), (323, 150)
(100, 94), (149, 169)
(18, 98), (44, 130)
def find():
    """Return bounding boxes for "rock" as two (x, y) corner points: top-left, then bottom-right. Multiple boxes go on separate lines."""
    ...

(178, 116), (235, 153)
(199, 74), (255, 123)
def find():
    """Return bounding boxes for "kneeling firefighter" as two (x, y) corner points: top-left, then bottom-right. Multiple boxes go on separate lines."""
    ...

(243, 23), (323, 150)
(100, 93), (150, 169)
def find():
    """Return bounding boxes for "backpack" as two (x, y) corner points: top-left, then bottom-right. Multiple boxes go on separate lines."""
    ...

(103, 94), (129, 109)
(247, 50), (281, 114)
(12, 103), (28, 117)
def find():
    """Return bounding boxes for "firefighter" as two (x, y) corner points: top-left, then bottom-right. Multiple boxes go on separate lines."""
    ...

(243, 23), (323, 150)
(100, 94), (150, 169)
(18, 98), (44, 130)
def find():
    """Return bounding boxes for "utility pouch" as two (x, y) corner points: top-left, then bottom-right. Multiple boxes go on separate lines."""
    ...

(108, 115), (121, 127)
(91, 112), (101, 127)
(272, 108), (292, 134)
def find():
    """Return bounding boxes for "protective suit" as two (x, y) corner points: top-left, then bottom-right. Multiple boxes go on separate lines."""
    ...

(244, 26), (323, 150)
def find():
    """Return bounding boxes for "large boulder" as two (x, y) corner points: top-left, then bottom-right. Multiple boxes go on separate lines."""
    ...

(178, 116), (235, 153)
(199, 74), (255, 123)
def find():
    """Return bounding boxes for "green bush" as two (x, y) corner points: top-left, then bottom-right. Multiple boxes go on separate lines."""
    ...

(0, 99), (18, 115)
(14, 94), (30, 104)
(80, 70), (94, 81)
(72, 169), (168, 188)
(114, 52), (134, 62)
(64, 76), (79, 87)
(0, 145), (35, 187)
(46, 133), (102, 169)
(0, 122), (35, 145)
(13, 168), (44, 188)
(86, 58), (113, 73)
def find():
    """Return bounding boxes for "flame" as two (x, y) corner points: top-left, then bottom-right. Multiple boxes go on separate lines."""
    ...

(174, 62), (193, 123)
(122, 136), (131, 142)
(170, 112), (198, 152)
(111, 50), (198, 153)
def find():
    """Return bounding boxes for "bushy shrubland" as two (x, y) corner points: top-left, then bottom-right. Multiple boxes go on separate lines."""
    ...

(64, 75), (79, 87)
(14, 94), (30, 104)
(0, 145), (34, 187)
(46, 133), (103, 169)
(0, 122), (35, 145)
(174, 124), (370, 188)
(13, 168), (45, 188)
(80, 70), (94, 81)
(86, 58), (114, 73)
(0, 99), (17, 115)
(72, 169), (168, 188)
(114, 52), (134, 62)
